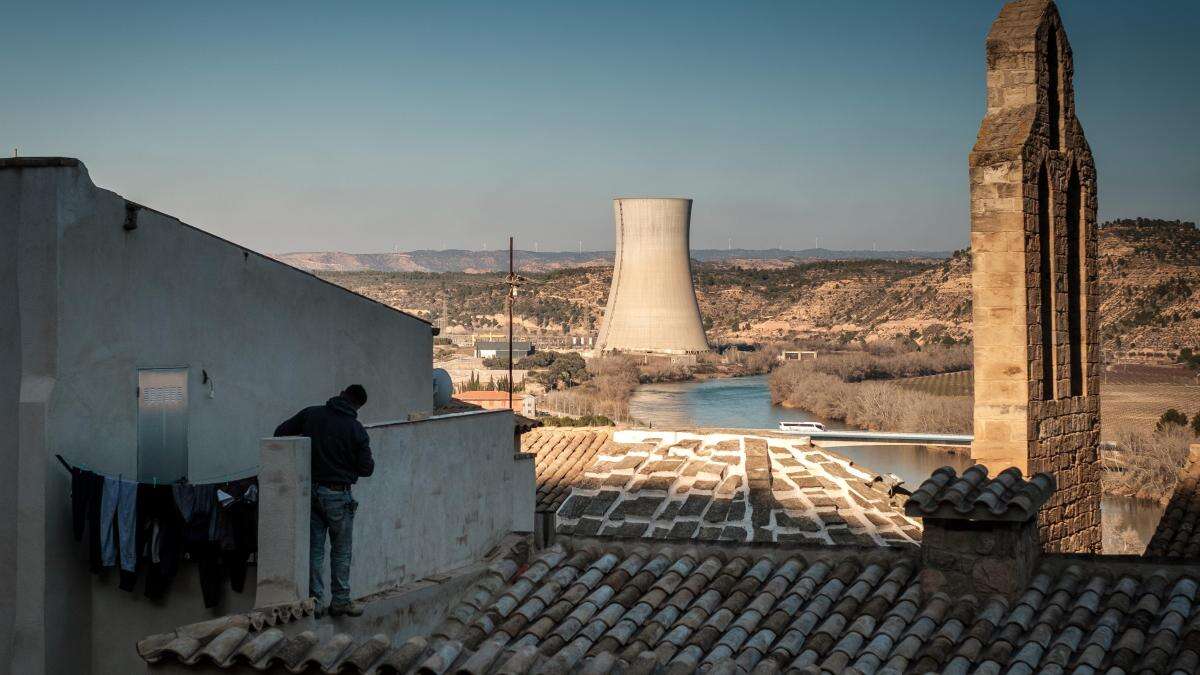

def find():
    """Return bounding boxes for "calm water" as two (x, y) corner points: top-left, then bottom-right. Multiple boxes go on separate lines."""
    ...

(628, 375), (1164, 546)
(628, 374), (971, 487)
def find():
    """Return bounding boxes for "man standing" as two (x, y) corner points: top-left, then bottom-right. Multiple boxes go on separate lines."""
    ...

(274, 385), (374, 617)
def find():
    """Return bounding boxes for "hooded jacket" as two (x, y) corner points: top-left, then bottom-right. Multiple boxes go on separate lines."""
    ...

(274, 396), (375, 484)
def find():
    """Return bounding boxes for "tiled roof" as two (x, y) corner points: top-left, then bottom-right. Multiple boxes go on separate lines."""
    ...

(1145, 446), (1200, 558)
(400, 544), (1200, 674)
(555, 431), (919, 546)
(136, 599), (317, 667)
(521, 428), (613, 512)
(905, 465), (1055, 522)
(139, 540), (1200, 674)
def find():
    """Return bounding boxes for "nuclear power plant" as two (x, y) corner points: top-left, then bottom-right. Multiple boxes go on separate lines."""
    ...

(595, 197), (710, 354)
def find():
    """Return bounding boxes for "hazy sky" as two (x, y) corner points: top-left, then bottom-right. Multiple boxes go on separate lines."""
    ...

(3, 1), (1197, 253)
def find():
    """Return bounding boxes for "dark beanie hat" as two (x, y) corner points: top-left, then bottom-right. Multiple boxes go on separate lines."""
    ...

(342, 384), (368, 407)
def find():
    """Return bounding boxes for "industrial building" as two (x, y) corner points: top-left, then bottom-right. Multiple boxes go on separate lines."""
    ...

(473, 340), (533, 359)
(595, 197), (710, 354)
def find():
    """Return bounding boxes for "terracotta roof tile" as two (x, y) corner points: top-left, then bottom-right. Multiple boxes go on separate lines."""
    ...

(555, 430), (919, 546)
(521, 428), (613, 513)
(905, 465), (1055, 521)
(1145, 447), (1200, 558)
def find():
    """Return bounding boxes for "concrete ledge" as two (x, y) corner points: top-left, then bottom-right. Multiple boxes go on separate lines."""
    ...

(365, 407), (510, 429)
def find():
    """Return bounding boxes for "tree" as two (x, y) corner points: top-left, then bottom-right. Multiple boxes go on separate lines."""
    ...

(1192, 412), (1200, 437)
(1157, 408), (1188, 432)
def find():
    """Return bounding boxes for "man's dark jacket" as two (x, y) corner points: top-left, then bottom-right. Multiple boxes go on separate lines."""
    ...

(274, 397), (374, 484)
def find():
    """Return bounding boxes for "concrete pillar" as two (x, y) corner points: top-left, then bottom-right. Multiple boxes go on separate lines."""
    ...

(255, 437), (311, 607)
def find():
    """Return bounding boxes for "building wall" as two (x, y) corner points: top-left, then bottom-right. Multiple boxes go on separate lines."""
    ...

(969, 0), (1100, 553)
(1, 158), (434, 673)
(0, 160), (21, 673)
(596, 198), (709, 354)
(300, 411), (534, 599)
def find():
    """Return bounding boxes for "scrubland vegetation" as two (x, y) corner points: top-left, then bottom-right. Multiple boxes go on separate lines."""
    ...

(768, 345), (974, 433)
(542, 354), (642, 422)
(1103, 426), (1195, 504)
(770, 369), (972, 434)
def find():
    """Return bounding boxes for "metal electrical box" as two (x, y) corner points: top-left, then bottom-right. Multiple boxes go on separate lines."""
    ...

(137, 368), (189, 483)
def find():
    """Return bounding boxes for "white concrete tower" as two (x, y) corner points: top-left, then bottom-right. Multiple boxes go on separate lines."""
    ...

(596, 197), (709, 354)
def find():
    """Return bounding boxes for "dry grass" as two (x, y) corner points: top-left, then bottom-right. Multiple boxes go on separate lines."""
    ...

(805, 345), (972, 382)
(543, 354), (641, 422)
(1102, 427), (1194, 503)
(769, 366), (972, 433)
(893, 370), (974, 397)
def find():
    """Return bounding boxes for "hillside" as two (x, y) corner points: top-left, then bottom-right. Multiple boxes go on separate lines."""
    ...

(276, 247), (951, 274)
(316, 219), (1199, 353)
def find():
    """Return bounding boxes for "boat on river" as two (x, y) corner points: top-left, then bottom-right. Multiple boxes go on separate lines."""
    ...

(778, 420), (826, 434)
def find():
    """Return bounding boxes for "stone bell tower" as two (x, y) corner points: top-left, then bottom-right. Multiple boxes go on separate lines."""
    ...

(969, 0), (1100, 553)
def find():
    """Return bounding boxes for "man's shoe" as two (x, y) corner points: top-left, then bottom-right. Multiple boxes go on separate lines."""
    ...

(328, 601), (364, 617)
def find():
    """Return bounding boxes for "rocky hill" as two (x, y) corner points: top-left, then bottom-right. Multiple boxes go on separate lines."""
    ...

(315, 219), (1199, 354)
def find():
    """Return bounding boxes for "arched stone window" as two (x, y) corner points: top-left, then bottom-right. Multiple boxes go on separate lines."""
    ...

(1046, 28), (1063, 151)
(1037, 162), (1056, 400)
(1065, 164), (1084, 396)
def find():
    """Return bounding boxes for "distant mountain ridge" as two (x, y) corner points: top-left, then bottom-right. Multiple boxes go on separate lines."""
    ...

(274, 247), (953, 273)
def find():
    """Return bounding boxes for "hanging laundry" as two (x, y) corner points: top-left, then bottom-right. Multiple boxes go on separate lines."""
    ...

(99, 477), (138, 574)
(61, 458), (258, 606)
(215, 477), (259, 594)
(70, 468), (98, 542)
(84, 471), (105, 573)
(173, 483), (223, 607)
(141, 485), (184, 600)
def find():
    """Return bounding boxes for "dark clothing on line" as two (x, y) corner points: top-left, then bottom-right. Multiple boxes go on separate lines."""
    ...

(70, 469), (106, 573)
(70, 469), (94, 542)
(274, 396), (374, 484)
(140, 484), (185, 599)
(215, 478), (259, 594)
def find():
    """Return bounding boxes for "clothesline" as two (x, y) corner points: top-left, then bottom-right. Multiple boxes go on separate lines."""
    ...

(54, 454), (258, 485)
(67, 456), (260, 609)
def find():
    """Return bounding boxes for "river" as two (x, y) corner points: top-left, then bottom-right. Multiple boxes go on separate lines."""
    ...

(628, 374), (1164, 549)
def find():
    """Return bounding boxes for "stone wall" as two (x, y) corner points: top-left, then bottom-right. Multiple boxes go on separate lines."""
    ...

(918, 517), (1041, 600)
(969, 0), (1100, 553)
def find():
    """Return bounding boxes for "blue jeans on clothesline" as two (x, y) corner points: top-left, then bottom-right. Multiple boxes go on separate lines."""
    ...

(99, 477), (138, 572)
(309, 485), (357, 607)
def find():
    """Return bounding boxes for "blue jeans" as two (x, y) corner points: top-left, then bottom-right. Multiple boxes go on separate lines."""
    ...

(310, 486), (357, 606)
(100, 477), (138, 572)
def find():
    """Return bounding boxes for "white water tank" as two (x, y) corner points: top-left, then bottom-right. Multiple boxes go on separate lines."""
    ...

(432, 368), (453, 408)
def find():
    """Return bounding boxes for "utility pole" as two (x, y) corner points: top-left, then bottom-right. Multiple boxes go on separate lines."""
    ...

(508, 237), (514, 410)
(504, 237), (528, 412)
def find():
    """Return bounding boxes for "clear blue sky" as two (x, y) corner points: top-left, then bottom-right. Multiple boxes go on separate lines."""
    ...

(3, 1), (1196, 253)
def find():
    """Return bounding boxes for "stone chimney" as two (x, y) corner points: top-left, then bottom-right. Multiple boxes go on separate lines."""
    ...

(906, 465), (1055, 599)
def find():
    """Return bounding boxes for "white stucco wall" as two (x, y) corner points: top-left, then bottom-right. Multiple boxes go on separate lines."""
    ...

(349, 410), (533, 597)
(1, 158), (435, 674)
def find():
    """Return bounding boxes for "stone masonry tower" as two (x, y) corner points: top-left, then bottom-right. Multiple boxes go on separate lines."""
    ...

(969, 0), (1100, 553)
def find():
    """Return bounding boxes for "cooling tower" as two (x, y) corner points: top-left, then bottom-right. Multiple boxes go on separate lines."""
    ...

(596, 197), (709, 354)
